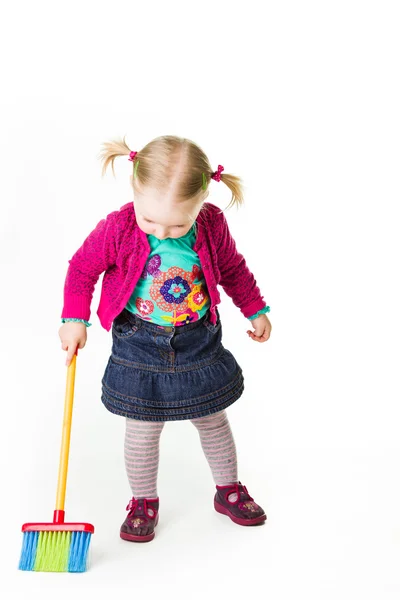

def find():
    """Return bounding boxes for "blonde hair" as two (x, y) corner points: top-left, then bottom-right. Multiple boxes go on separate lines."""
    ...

(99, 135), (244, 211)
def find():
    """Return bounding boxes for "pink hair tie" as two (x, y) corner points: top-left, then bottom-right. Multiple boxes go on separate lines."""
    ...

(128, 151), (138, 162)
(211, 165), (224, 182)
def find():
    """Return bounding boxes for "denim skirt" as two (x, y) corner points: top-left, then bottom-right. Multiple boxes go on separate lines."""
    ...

(101, 307), (244, 422)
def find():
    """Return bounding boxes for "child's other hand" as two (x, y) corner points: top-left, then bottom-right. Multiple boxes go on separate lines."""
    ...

(58, 322), (88, 366)
(246, 314), (272, 343)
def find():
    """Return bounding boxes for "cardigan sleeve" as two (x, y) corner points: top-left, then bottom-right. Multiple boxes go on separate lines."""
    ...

(215, 210), (268, 319)
(61, 211), (118, 322)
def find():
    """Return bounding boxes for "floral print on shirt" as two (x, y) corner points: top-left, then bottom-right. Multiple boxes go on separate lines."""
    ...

(135, 258), (209, 326)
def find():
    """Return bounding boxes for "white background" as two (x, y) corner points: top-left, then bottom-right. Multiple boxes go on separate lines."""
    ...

(1, 0), (399, 598)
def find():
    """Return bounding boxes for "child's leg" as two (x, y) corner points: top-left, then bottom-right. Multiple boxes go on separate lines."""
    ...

(124, 418), (165, 499)
(191, 410), (240, 499)
(192, 411), (266, 525)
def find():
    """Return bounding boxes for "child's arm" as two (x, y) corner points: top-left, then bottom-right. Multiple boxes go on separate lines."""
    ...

(61, 211), (118, 324)
(216, 210), (268, 319)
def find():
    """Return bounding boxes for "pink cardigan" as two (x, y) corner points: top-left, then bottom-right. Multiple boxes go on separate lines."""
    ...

(61, 201), (267, 331)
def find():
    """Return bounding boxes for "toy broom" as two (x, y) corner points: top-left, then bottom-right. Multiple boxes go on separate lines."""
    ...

(19, 350), (94, 572)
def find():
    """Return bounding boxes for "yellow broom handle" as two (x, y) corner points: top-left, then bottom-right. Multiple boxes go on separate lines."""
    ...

(55, 352), (77, 511)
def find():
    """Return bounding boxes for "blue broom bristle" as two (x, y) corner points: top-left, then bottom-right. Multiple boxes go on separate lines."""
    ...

(68, 532), (92, 573)
(19, 530), (92, 572)
(19, 531), (39, 571)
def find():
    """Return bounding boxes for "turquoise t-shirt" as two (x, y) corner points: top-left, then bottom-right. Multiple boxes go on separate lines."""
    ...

(125, 223), (211, 326)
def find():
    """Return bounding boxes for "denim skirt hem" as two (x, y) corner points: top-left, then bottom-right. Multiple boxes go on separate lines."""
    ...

(101, 370), (244, 422)
(101, 307), (244, 422)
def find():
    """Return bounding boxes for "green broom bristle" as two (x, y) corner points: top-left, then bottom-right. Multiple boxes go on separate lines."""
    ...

(34, 531), (71, 572)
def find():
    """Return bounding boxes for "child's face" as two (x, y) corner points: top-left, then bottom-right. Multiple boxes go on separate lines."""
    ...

(133, 183), (207, 240)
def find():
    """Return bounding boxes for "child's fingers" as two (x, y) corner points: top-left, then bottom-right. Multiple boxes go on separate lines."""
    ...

(246, 330), (268, 343)
(65, 344), (77, 366)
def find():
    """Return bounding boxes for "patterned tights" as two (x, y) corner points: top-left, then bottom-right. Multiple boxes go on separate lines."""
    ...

(124, 410), (238, 498)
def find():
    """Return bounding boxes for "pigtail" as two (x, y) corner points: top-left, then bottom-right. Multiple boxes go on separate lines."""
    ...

(219, 173), (244, 210)
(99, 135), (132, 177)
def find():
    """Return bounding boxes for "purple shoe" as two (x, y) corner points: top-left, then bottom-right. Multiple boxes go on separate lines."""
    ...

(120, 497), (159, 542)
(214, 482), (267, 526)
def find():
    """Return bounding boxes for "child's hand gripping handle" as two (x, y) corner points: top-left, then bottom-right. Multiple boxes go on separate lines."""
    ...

(54, 349), (78, 525)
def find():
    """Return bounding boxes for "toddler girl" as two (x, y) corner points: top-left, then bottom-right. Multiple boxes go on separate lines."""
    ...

(59, 135), (272, 542)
